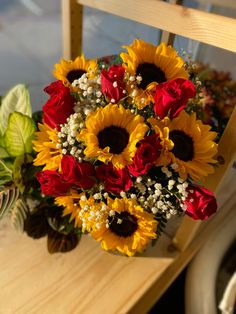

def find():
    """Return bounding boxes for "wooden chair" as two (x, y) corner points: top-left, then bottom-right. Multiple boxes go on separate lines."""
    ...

(0, 1), (236, 313)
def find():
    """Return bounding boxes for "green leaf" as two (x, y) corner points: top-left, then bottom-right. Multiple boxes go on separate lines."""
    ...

(0, 133), (4, 147)
(0, 84), (32, 135)
(4, 112), (36, 157)
(0, 186), (19, 219)
(0, 159), (12, 186)
(13, 154), (34, 192)
(10, 198), (29, 232)
(0, 133), (9, 158)
(0, 147), (9, 158)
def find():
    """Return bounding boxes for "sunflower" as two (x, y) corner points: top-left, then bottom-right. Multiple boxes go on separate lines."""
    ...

(56, 192), (106, 232)
(78, 104), (149, 169)
(149, 111), (218, 181)
(33, 123), (62, 171)
(55, 190), (82, 228)
(53, 55), (98, 92)
(91, 198), (158, 256)
(120, 39), (189, 109)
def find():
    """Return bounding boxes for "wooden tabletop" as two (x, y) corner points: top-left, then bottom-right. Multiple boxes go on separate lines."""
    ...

(1, 166), (235, 314)
(0, 219), (176, 314)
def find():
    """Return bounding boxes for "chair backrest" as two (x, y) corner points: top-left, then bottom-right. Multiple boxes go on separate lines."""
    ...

(62, 0), (236, 250)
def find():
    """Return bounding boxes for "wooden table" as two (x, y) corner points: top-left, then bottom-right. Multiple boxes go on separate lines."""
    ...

(0, 167), (235, 314)
(0, 222), (176, 313)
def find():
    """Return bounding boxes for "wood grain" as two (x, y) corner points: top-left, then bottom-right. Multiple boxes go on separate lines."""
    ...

(204, 106), (236, 193)
(78, 0), (236, 52)
(62, 0), (83, 59)
(0, 221), (176, 314)
(160, 0), (183, 46)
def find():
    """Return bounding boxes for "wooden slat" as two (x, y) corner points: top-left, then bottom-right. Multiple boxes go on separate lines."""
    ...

(78, 0), (236, 52)
(62, 0), (83, 59)
(204, 106), (236, 193)
(173, 106), (236, 250)
(161, 0), (183, 46)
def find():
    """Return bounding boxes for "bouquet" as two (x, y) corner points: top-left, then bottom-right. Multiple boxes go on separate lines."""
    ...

(0, 39), (218, 256)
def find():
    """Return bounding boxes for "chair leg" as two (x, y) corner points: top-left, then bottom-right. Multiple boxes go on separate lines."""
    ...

(62, 0), (83, 59)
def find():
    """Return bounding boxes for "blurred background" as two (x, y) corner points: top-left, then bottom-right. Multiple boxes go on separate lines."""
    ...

(0, 0), (236, 112)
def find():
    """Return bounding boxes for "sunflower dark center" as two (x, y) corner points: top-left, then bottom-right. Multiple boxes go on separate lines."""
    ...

(66, 69), (86, 83)
(108, 211), (138, 237)
(169, 130), (194, 161)
(97, 126), (129, 154)
(136, 63), (166, 89)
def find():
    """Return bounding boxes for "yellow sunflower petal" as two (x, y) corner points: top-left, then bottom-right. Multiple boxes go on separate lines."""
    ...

(78, 104), (148, 169)
(91, 198), (158, 257)
(152, 111), (218, 180)
(33, 123), (62, 171)
(121, 39), (189, 108)
(53, 55), (98, 92)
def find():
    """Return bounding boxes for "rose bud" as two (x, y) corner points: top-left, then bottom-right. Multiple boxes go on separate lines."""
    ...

(184, 185), (217, 220)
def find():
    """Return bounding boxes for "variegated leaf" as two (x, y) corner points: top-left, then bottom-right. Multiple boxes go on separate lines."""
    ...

(0, 186), (19, 219)
(10, 198), (29, 232)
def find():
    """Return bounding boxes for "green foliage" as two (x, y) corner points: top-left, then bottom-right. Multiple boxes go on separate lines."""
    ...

(152, 213), (168, 247)
(13, 154), (34, 192)
(0, 133), (9, 158)
(0, 147), (9, 158)
(10, 198), (29, 232)
(0, 159), (12, 186)
(32, 111), (43, 129)
(0, 85), (38, 235)
(0, 84), (31, 136)
(0, 186), (19, 219)
(156, 213), (168, 237)
(4, 112), (36, 157)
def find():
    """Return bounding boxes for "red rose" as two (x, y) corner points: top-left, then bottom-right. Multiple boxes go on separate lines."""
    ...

(184, 185), (217, 220)
(96, 163), (132, 194)
(36, 170), (71, 196)
(42, 81), (75, 129)
(128, 134), (161, 176)
(154, 78), (196, 119)
(61, 155), (95, 190)
(101, 65), (125, 102)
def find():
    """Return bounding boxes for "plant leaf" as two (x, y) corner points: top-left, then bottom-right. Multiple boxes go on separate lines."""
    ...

(0, 186), (19, 219)
(4, 112), (36, 157)
(0, 147), (9, 158)
(0, 159), (12, 186)
(24, 209), (48, 239)
(0, 134), (9, 158)
(10, 198), (29, 232)
(0, 84), (32, 135)
(47, 228), (79, 254)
